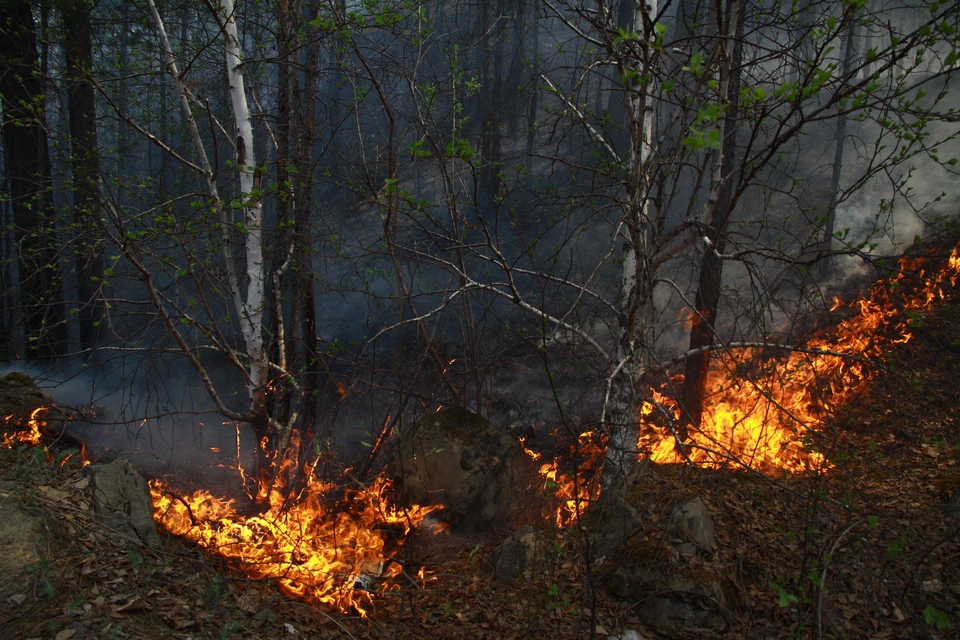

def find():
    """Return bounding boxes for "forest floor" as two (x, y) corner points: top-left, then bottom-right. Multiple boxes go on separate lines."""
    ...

(1, 292), (959, 639)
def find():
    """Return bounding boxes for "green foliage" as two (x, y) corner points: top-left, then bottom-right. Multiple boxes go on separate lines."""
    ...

(771, 581), (799, 608)
(923, 605), (951, 630)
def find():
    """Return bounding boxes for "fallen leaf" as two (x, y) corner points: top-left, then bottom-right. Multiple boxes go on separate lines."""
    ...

(54, 629), (76, 640)
(237, 592), (259, 614)
(7, 594), (27, 606)
(891, 605), (906, 623)
(38, 485), (71, 501)
(921, 578), (942, 593)
(115, 597), (152, 613)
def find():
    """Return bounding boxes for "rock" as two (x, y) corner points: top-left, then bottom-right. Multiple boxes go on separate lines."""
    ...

(667, 497), (717, 556)
(0, 372), (65, 437)
(494, 525), (549, 582)
(582, 458), (653, 560)
(88, 459), (161, 549)
(389, 407), (537, 531)
(944, 490), (960, 516)
(608, 565), (736, 640)
(0, 494), (43, 599)
(595, 486), (731, 640)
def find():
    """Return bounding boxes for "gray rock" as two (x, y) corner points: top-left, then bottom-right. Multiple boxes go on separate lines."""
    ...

(88, 459), (161, 549)
(0, 497), (42, 600)
(389, 407), (537, 530)
(608, 565), (736, 640)
(494, 525), (547, 582)
(667, 497), (717, 556)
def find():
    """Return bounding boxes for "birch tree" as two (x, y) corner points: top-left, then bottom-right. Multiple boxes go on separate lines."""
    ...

(136, 0), (281, 502)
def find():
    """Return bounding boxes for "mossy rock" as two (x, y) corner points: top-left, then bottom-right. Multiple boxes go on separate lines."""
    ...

(389, 407), (538, 531)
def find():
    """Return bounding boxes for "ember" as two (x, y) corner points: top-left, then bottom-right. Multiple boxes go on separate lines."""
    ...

(2, 407), (47, 446)
(523, 430), (606, 527)
(640, 245), (960, 470)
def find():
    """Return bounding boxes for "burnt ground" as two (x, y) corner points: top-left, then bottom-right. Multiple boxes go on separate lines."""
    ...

(0, 303), (959, 639)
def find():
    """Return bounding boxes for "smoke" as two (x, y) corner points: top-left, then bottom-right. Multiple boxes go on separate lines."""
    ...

(0, 361), (252, 486)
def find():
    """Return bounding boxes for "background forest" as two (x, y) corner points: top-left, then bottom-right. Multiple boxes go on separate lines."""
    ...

(1, 0), (960, 635)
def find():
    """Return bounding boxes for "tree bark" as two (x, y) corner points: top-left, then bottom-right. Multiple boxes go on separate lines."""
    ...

(0, 0), (65, 358)
(822, 16), (857, 262)
(602, 0), (658, 491)
(61, 0), (105, 352)
(679, 1), (744, 435)
(291, 0), (322, 497)
(523, 0), (540, 180)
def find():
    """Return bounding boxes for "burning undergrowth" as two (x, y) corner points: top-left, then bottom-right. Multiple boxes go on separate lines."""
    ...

(149, 472), (440, 616)
(3, 244), (959, 623)
(145, 244), (960, 615)
(521, 428), (606, 528)
(639, 243), (960, 471)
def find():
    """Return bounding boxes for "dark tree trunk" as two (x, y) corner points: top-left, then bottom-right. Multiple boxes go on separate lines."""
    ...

(265, 0), (294, 432)
(821, 17), (857, 265)
(679, 6), (744, 435)
(523, 0), (540, 180)
(478, 1), (502, 208)
(0, 0), (65, 358)
(504, 0), (524, 138)
(62, 0), (105, 352)
(291, 0), (322, 496)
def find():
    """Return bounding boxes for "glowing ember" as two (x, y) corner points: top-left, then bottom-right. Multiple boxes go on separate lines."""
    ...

(523, 430), (605, 527)
(2, 407), (47, 446)
(150, 475), (439, 615)
(641, 245), (960, 470)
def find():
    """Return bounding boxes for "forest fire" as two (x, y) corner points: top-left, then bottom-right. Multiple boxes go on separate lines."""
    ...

(522, 430), (606, 526)
(640, 246), (960, 470)
(149, 473), (439, 615)
(2, 407), (47, 446)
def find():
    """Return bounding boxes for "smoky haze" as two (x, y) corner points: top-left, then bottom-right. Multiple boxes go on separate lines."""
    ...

(0, 0), (957, 484)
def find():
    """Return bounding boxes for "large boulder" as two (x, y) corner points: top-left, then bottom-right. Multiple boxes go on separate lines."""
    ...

(0, 372), (65, 438)
(389, 407), (537, 531)
(88, 459), (162, 549)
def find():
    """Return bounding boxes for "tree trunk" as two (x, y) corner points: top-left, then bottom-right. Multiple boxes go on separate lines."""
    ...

(524, 0), (540, 180)
(290, 0), (322, 499)
(62, 0), (105, 353)
(679, 0), (744, 436)
(822, 16), (857, 262)
(0, 0), (65, 359)
(602, 0), (658, 491)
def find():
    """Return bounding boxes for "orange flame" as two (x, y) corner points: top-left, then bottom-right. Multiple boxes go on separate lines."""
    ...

(641, 245), (960, 470)
(2, 407), (46, 447)
(523, 430), (606, 527)
(150, 474), (439, 615)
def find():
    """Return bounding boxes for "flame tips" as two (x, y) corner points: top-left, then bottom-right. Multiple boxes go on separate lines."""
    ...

(641, 242), (960, 472)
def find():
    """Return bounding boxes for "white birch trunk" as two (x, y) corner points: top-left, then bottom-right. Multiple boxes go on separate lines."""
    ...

(148, 0), (267, 414)
(603, 0), (658, 490)
(220, 0), (267, 410)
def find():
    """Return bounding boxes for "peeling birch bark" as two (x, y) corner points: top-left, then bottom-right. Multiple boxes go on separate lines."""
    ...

(217, 0), (268, 412)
